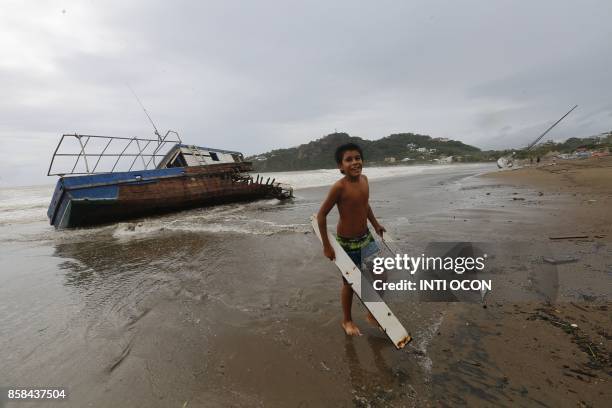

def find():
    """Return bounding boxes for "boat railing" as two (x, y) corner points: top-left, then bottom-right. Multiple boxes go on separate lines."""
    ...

(47, 131), (182, 176)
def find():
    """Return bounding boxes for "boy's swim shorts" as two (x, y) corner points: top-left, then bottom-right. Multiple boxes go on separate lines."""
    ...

(336, 230), (379, 267)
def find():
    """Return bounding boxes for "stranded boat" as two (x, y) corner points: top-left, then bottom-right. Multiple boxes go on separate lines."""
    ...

(47, 131), (292, 228)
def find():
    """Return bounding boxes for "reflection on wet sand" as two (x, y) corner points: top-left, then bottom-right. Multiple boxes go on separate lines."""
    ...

(344, 334), (419, 406)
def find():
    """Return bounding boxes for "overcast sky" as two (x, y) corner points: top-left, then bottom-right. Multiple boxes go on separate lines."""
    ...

(1, 0), (611, 186)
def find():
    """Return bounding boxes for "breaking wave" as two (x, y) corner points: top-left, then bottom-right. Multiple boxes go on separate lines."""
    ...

(111, 204), (310, 240)
(257, 163), (488, 190)
(0, 185), (54, 225)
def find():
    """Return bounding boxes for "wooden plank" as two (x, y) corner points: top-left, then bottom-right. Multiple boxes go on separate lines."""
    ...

(549, 235), (589, 240)
(310, 215), (412, 349)
(543, 256), (579, 265)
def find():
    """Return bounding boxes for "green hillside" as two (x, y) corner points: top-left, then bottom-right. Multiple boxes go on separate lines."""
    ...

(248, 132), (487, 172)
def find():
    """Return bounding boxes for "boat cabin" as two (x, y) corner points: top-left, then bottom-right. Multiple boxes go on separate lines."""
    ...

(159, 144), (244, 168)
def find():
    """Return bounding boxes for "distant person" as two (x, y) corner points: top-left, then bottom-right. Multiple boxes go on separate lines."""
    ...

(316, 143), (386, 336)
(536, 156), (541, 164)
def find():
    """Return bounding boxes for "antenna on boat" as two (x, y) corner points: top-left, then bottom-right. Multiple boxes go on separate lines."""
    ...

(128, 85), (162, 142)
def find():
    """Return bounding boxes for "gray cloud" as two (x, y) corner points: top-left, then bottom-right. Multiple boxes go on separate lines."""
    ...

(1, 0), (611, 186)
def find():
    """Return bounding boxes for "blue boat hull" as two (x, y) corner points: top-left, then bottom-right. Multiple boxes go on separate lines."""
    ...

(47, 164), (287, 228)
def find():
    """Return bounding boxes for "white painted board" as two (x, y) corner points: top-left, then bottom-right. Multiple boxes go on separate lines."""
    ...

(310, 215), (412, 349)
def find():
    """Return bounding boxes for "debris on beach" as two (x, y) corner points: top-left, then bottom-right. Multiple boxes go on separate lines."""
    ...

(543, 256), (579, 265)
(527, 306), (609, 371)
(549, 235), (590, 240)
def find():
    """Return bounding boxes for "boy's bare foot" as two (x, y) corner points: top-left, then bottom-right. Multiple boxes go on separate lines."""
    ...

(342, 321), (362, 336)
(366, 312), (383, 331)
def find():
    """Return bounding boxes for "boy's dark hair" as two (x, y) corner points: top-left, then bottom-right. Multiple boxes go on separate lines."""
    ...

(334, 143), (364, 165)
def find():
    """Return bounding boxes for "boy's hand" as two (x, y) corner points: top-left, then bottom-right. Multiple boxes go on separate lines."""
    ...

(323, 245), (336, 261)
(374, 224), (386, 237)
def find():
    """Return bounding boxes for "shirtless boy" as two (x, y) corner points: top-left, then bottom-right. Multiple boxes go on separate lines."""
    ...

(316, 143), (386, 336)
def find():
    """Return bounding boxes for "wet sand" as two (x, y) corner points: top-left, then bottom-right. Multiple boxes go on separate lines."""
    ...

(445, 157), (611, 407)
(1, 162), (610, 407)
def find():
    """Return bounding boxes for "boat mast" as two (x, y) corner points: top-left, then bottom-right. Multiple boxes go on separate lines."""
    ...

(526, 105), (578, 151)
(128, 85), (162, 143)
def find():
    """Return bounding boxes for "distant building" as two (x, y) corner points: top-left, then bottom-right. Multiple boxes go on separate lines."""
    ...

(595, 133), (610, 144)
(416, 147), (427, 153)
(384, 157), (396, 163)
(406, 143), (417, 150)
(429, 148), (437, 153)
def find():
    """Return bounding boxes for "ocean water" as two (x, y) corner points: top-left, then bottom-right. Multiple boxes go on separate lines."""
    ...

(0, 163), (487, 229)
(257, 163), (487, 190)
(0, 184), (53, 225)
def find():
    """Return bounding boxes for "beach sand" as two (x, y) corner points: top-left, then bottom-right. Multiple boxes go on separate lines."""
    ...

(437, 156), (611, 407)
(0, 161), (610, 407)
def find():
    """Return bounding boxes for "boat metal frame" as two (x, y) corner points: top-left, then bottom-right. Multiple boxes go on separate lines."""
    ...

(47, 131), (182, 176)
